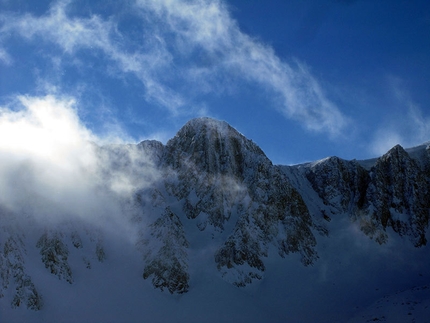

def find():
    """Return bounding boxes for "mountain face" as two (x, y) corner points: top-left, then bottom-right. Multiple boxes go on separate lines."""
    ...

(1, 117), (429, 322)
(282, 143), (430, 247)
(158, 118), (319, 287)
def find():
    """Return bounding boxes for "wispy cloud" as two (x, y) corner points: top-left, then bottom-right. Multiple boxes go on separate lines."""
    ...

(135, 0), (349, 136)
(0, 47), (11, 64)
(408, 106), (430, 143)
(1, 0), (349, 137)
(370, 77), (430, 155)
(371, 106), (430, 156)
(0, 0), (184, 114)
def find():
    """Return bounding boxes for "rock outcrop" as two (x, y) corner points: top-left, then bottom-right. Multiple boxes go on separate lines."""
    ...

(1, 117), (429, 308)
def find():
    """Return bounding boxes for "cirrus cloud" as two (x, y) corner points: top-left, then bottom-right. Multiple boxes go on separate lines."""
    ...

(0, 0), (349, 137)
(135, 0), (349, 136)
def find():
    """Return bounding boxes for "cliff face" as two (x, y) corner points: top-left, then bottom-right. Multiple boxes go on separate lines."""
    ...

(0, 230), (43, 310)
(135, 118), (319, 289)
(0, 117), (429, 310)
(283, 143), (430, 247)
(133, 118), (430, 291)
(366, 145), (430, 246)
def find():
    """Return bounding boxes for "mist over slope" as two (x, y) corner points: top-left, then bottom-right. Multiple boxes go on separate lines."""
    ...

(1, 117), (429, 323)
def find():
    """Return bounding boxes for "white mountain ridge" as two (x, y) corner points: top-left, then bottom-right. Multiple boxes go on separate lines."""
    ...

(0, 117), (429, 322)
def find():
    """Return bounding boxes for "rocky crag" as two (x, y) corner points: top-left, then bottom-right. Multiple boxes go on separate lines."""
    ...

(0, 117), (429, 310)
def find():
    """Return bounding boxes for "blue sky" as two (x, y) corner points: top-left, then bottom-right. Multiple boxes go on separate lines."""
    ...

(0, 0), (429, 165)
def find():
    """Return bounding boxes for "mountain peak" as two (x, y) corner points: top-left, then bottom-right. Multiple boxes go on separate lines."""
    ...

(172, 117), (238, 142)
(380, 143), (409, 163)
(183, 117), (230, 129)
(166, 117), (266, 159)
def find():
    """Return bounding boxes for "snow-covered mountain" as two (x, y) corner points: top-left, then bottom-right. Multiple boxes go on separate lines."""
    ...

(1, 117), (429, 322)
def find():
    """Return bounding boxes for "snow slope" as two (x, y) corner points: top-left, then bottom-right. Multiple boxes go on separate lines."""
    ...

(1, 117), (429, 322)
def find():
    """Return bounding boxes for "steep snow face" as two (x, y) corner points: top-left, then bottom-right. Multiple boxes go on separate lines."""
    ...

(0, 231), (43, 310)
(304, 156), (369, 214)
(0, 117), (429, 322)
(145, 117), (319, 287)
(366, 144), (430, 246)
(348, 284), (430, 323)
(0, 209), (107, 313)
(283, 143), (430, 247)
(165, 117), (267, 181)
(140, 207), (190, 294)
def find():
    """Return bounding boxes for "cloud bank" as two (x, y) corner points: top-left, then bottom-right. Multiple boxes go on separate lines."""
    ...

(0, 94), (159, 235)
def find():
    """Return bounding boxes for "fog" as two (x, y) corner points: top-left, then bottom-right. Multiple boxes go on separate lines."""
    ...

(0, 94), (160, 238)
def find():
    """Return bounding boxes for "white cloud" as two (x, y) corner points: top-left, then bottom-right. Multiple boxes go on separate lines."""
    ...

(370, 113), (430, 156)
(0, 0), (184, 114)
(0, 94), (161, 234)
(134, 0), (349, 136)
(369, 77), (430, 156)
(0, 47), (11, 64)
(0, 95), (93, 160)
(1, 0), (349, 137)
(407, 105), (430, 144)
(369, 130), (403, 156)
(0, 95), (96, 219)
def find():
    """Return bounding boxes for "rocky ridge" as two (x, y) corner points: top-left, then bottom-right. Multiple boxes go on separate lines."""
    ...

(282, 143), (430, 247)
(0, 117), (429, 310)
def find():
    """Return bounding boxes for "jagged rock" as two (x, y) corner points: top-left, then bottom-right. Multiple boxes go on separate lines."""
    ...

(305, 157), (370, 212)
(160, 118), (319, 286)
(71, 231), (83, 249)
(285, 143), (430, 247)
(163, 118), (263, 229)
(215, 214), (266, 287)
(0, 234), (43, 310)
(0, 117), (429, 308)
(366, 145), (430, 246)
(140, 207), (190, 294)
(96, 240), (106, 262)
(137, 140), (165, 165)
(36, 231), (73, 284)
